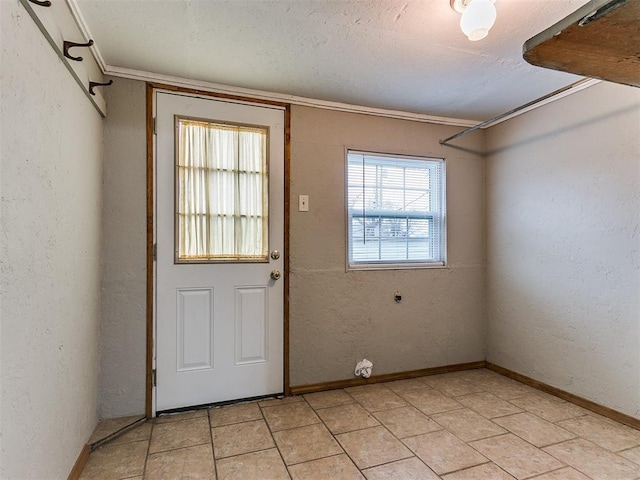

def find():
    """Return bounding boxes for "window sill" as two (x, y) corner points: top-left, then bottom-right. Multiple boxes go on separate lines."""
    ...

(347, 262), (447, 272)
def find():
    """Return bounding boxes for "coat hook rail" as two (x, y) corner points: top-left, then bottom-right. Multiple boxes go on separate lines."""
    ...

(63, 39), (94, 62)
(18, 0), (106, 117)
(27, 0), (51, 6)
(89, 79), (113, 96)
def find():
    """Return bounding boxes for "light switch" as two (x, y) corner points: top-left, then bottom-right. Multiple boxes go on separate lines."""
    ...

(298, 195), (309, 212)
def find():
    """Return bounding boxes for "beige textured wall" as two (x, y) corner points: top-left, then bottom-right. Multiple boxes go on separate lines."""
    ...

(486, 82), (640, 418)
(100, 77), (147, 418)
(1, 1), (103, 477)
(289, 106), (486, 386)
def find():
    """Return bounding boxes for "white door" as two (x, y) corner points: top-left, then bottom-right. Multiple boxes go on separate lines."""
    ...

(155, 91), (285, 412)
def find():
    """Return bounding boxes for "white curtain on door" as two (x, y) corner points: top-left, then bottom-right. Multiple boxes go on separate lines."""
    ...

(177, 119), (268, 260)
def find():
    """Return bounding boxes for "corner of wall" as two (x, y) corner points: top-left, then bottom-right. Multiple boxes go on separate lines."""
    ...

(483, 82), (640, 418)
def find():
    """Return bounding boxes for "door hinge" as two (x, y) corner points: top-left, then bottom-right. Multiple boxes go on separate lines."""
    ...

(153, 117), (157, 135)
(153, 243), (157, 261)
(152, 369), (157, 387)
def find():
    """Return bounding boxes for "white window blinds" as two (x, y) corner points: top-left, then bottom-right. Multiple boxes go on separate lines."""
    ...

(347, 151), (445, 267)
(176, 119), (268, 262)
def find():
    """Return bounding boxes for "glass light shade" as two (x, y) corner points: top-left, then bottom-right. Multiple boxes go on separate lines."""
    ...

(460, 0), (497, 41)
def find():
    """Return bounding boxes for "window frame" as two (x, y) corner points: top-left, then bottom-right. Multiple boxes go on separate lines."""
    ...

(345, 149), (447, 271)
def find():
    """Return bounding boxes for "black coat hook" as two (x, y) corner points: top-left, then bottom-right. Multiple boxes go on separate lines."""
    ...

(28, 0), (52, 6)
(63, 39), (94, 62)
(89, 79), (113, 96)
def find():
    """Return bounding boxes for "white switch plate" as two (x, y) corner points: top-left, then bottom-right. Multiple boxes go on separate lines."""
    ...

(298, 195), (309, 212)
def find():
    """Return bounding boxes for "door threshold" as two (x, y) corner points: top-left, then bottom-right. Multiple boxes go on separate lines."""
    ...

(157, 392), (286, 416)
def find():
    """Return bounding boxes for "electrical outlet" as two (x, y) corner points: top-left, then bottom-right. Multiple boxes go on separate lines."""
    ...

(298, 195), (309, 212)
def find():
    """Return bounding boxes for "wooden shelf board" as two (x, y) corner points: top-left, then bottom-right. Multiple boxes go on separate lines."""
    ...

(524, 0), (640, 88)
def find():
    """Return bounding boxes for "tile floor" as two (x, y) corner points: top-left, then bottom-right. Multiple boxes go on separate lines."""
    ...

(80, 369), (640, 479)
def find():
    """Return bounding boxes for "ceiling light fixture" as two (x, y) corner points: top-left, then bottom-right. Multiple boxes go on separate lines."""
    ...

(451, 0), (497, 41)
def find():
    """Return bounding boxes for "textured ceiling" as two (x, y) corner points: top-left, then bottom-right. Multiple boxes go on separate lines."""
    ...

(76, 0), (592, 121)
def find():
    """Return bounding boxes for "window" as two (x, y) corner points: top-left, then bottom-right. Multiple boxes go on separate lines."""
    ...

(176, 117), (268, 262)
(346, 151), (445, 269)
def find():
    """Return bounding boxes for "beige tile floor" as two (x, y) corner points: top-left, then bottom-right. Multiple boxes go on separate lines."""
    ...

(80, 369), (640, 480)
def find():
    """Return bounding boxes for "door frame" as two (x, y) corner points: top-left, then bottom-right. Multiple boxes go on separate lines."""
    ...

(145, 82), (291, 417)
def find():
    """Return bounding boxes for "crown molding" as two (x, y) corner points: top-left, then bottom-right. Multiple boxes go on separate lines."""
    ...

(66, 0), (107, 72)
(66, 0), (600, 129)
(104, 65), (479, 127)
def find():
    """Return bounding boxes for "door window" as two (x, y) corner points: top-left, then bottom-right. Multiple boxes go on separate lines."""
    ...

(175, 117), (269, 262)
